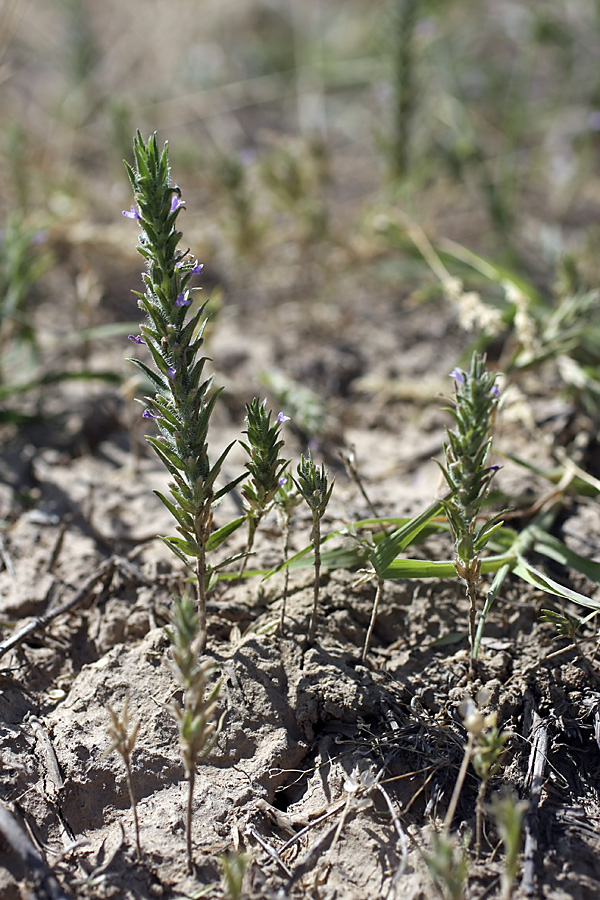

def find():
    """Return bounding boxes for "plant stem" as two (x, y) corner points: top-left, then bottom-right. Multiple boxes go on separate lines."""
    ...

(308, 511), (321, 645)
(238, 516), (259, 581)
(475, 778), (486, 859)
(195, 557), (207, 655)
(444, 733), (475, 833)
(465, 565), (479, 675)
(124, 759), (142, 862)
(186, 768), (195, 874)
(280, 515), (292, 635)
(362, 576), (384, 663)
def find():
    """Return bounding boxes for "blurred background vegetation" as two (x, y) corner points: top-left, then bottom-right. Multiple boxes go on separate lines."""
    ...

(3, 0), (600, 428)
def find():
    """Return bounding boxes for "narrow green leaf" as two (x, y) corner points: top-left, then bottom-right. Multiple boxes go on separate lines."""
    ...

(154, 490), (194, 531)
(370, 498), (446, 577)
(512, 559), (600, 610)
(206, 516), (246, 552)
(128, 357), (166, 392)
(157, 536), (195, 570)
(380, 554), (509, 580)
(532, 530), (600, 586)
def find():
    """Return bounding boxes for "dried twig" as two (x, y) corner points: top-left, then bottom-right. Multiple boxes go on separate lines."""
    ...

(244, 823), (292, 878)
(520, 711), (548, 896)
(0, 556), (123, 661)
(0, 802), (70, 900)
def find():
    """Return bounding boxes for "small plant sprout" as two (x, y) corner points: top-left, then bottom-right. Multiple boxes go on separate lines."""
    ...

(464, 702), (509, 858)
(423, 831), (470, 900)
(440, 353), (502, 670)
(294, 452), (334, 644)
(541, 608), (600, 683)
(220, 851), (247, 900)
(100, 698), (142, 861)
(490, 790), (528, 900)
(124, 132), (242, 651)
(239, 400), (290, 578)
(273, 471), (302, 633)
(167, 596), (223, 874)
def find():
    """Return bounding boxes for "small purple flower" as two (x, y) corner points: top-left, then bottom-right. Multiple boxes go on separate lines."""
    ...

(278, 475), (288, 487)
(170, 195), (185, 213)
(128, 334), (146, 345)
(190, 262), (204, 274)
(142, 409), (158, 419)
(122, 205), (141, 220)
(449, 368), (465, 386)
(277, 412), (291, 424)
(167, 366), (176, 380)
(490, 383), (500, 399)
(175, 292), (191, 307)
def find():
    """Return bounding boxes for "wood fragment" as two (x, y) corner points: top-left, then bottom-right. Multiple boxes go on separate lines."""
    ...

(244, 823), (292, 878)
(520, 710), (548, 896)
(0, 802), (70, 900)
(0, 556), (116, 661)
(284, 820), (339, 893)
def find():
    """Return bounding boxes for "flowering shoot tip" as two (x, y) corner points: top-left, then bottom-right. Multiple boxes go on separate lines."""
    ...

(170, 195), (185, 213)
(449, 368), (465, 385)
(176, 293), (191, 307)
(142, 409), (158, 419)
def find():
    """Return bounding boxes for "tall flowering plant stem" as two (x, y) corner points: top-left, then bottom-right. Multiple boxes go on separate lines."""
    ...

(239, 400), (290, 578)
(124, 132), (241, 651)
(294, 453), (334, 644)
(440, 353), (502, 670)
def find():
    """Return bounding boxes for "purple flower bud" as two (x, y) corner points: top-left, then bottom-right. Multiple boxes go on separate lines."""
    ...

(128, 334), (146, 345)
(170, 195), (185, 213)
(449, 368), (465, 386)
(167, 366), (176, 380)
(190, 262), (204, 274)
(278, 475), (288, 487)
(175, 292), (191, 307)
(490, 384), (500, 399)
(142, 409), (158, 419)
(277, 412), (291, 424)
(122, 206), (141, 220)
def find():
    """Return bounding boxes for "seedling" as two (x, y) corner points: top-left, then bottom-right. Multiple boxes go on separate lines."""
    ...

(220, 851), (247, 900)
(468, 707), (509, 858)
(443, 699), (508, 861)
(541, 607), (600, 684)
(167, 596), (222, 873)
(423, 831), (469, 900)
(124, 132), (243, 650)
(439, 353), (502, 669)
(239, 399), (289, 578)
(294, 452), (334, 644)
(490, 790), (527, 900)
(101, 698), (142, 861)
